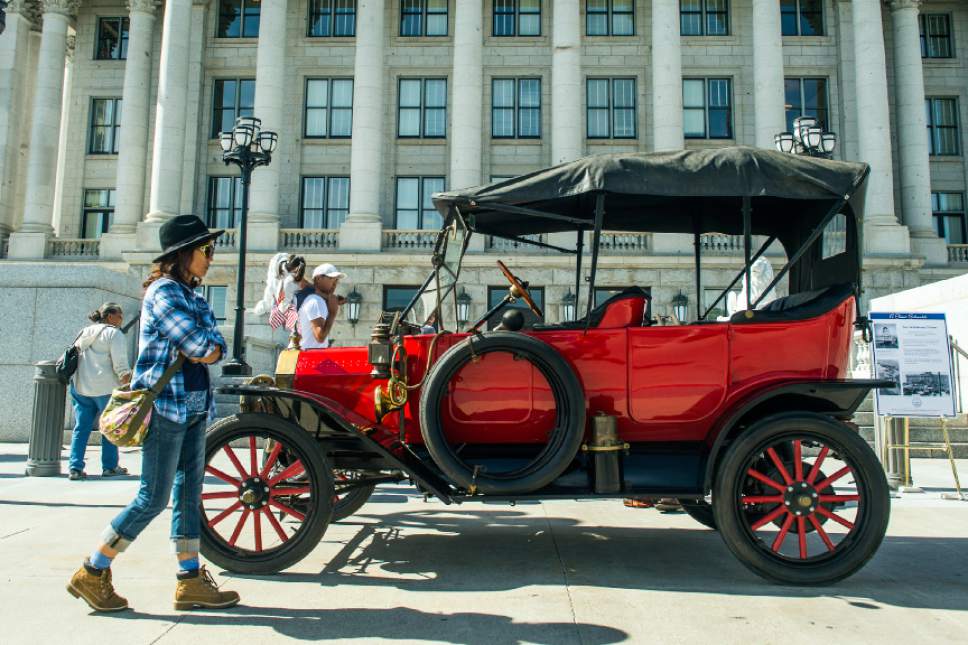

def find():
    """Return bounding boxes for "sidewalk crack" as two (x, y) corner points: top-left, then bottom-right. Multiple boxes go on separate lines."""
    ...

(542, 503), (584, 645)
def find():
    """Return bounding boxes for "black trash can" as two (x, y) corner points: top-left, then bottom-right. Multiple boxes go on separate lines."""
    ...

(25, 361), (67, 477)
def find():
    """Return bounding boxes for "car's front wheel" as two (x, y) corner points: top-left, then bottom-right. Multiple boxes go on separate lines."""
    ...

(712, 413), (889, 585)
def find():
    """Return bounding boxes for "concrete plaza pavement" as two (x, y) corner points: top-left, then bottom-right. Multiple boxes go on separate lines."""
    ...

(1, 443), (966, 644)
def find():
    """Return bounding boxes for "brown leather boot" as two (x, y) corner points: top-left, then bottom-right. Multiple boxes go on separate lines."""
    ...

(174, 566), (240, 610)
(67, 561), (129, 612)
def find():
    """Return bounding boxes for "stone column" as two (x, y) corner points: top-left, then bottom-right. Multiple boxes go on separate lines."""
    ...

(8, 0), (77, 259)
(138, 0), (193, 251)
(247, 0), (287, 251)
(178, 0), (210, 216)
(890, 0), (947, 265)
(0, 1), (36, 239)
(100, 0), (157, 259)
(851, 0), (909, 254)
(752, 0), (785, 148)
(450, 0), (483, 190)
(340, 0), (385, 250)
(651, 0), (683, 151)
(551, 0), (581, 164)
(51, 33), (74, 234)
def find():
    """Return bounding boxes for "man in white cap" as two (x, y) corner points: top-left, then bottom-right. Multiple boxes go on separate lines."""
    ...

(297, 263), (347, 349)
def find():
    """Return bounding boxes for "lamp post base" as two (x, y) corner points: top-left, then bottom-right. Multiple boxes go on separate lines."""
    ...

(221, 360), (252, 377)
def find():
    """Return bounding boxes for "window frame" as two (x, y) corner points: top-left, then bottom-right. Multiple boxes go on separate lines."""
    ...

(196, 285), (229, 324)
(307, 0), (357, 37)
(780, 0), (824, 37)
(919, 13), (953, 59)
(397, 77), (448, 139)
(926, 97), (961, 157)
(784, 76), (830, 132)
(81, 189), (116, 239)
(383, 285), (422, 313)
(493, 0), (542, 37)
(210, 78), (256, 139)
(932, 192), (966, 244)
(400, 0), (449, 37)
(94, 17), (129, 60)
(304, 77), (354, 139)
(679, 0), (729, 37)
(207, 176), (243, 229)
(394, 176), (445, 229)
(486, 285), (545, 328)
(683, 77), (733, 140)
(586, 77), (637, 140)
(88, 97), (122, 155)
(216, 0), (261, 38)
(586, 0), (635, 37)
(300, 176), (351, 229)
(491, 77), (542, 139)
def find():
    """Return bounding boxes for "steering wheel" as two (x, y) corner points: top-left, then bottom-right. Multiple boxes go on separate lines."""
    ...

(496, 260), (543, 318)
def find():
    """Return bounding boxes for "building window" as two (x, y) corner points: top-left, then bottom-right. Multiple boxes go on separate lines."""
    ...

(586, 78), (636, 139)
(492, 78), (541, 139)
(207, 176), (243, 228)
(383, 285), (421, 312)
(926, 98), (960, 156)
(400, 0), (448, 37)
(494, 0), (541, 37)
(196, 286), (228, 323)
(780, 0), (822, 37)
(308, 0), (356, 37)
(395, 177), (444, 229)
(683, 78), (732, 139)
(587, 0), (633, 36)
(680, 0), (728, 36)
(304, 79), (353, 138)
(217, 0), (261, 38)
(89, 98), (122, 154)
(211, 79), (255, 138)
(702, 287), (738, 319)
(82, 189), (115, 239)
(784, 77), (829, 132)
(920, 14), (952, 58)
(933, 193), (965, 244)
(95, 17), (129, 60)
(487, 285), (544, 328)
(398, 78), (447, 138)
(301, 177), (350, 228)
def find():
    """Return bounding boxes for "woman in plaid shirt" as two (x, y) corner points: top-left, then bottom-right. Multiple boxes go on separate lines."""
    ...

(68, 215), (240, 613)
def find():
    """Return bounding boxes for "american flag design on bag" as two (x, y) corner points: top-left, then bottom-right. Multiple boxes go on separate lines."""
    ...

(268, 292), (297, 331)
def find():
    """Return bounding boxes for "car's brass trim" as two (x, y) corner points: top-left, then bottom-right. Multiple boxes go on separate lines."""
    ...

(274, 349), (300, 390)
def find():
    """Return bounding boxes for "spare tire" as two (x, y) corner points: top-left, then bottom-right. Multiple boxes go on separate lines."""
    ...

(419, 332), (586, 495)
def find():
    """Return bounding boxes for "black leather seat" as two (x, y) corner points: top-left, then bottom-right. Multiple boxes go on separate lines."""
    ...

(729, 283), (855, 324)
(533, 287), (651, 330)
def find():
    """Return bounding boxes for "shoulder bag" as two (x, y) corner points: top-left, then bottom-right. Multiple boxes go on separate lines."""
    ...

(99, 354), (186, 447)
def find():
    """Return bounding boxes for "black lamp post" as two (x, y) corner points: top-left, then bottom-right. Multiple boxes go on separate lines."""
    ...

(672, 290), (689, 323)
(456, 288), (472, 329)
(774, 116), (837, 159)
(561, 289), (577, 322)
(218, 116), (278, 377)
(346, 288), (362, 326)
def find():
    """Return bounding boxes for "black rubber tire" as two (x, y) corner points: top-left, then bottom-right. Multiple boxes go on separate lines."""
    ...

(200, 413), (334, 574)
(679, 498), (717, 530)
(419, 332), (586, 495)
(332, 473), (377, 521)
(712, 412), (890, 585)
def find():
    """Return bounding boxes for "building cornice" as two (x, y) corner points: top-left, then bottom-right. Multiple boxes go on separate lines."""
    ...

(7, 0), (44, 29)
(40, 0), (81, 18)
(127, 0), (159, 15)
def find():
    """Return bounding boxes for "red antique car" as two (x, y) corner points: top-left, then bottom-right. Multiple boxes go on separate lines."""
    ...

(201, 148), (891, 585)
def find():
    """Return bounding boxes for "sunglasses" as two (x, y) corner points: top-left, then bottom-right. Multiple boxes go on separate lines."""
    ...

(196, 243), (215, 259)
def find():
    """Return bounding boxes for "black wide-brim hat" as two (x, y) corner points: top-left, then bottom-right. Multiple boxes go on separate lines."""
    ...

(153, 214), (224, 263)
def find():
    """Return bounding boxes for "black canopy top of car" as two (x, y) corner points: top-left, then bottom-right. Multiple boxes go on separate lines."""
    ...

(433, 147), (868, 240)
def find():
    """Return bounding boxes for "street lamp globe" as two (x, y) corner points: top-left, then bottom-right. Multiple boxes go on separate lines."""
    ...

(258, 131), (278, 154)
(561, 289), (577, 322)
(219, 131), (234, 152)
(774, 132), (795, 154)
(346, 288), (362, 326)
(672, 290), (689, 324)
(821, 132), (837, 155)
(456, 288), (472, 329)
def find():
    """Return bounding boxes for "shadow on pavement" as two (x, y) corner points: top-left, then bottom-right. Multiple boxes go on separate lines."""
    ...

(104, 605), (627, 644)
(225, 508), (968, 613)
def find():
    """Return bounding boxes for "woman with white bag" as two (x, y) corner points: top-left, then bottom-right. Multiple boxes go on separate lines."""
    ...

(68, 302), (131, 480)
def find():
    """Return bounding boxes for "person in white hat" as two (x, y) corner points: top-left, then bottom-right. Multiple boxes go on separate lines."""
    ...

(296, 263), (347, 349)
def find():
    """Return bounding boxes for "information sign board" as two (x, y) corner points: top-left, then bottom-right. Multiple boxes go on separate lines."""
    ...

(870, 312), (956, 418)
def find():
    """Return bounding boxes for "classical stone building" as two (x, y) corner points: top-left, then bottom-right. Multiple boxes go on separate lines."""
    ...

(0, 0), (967, 439)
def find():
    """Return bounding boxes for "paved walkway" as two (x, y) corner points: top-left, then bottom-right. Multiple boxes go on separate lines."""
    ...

(1, 444), (966, 644)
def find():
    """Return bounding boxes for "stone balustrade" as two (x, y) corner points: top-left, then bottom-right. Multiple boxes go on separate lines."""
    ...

(700, 233), (743, 254)
(47, 238), (100, 259)
(215, 229), (237, 249)
(486, 235), (550, 253)
(383, 229), (437, 251)
(280, 229), (338, 250)
(948, 244), (968, 264)
(599, 232), (651, 254)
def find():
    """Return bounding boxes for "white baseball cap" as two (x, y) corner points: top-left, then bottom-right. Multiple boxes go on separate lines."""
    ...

(311, 263), (347, 279)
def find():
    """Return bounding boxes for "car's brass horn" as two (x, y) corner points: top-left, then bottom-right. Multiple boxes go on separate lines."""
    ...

(374, 344), (409, 422)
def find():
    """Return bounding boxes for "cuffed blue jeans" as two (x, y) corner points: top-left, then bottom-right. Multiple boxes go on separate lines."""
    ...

(68, 385), (117, 473)
(102, 412), (207, 554)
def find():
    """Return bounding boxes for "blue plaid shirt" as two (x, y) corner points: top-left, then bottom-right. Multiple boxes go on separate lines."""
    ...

(132, 278), (228, 424)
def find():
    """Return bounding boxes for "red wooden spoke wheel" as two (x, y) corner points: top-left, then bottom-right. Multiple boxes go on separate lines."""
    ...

(712, 414), (889, 585)
(199, 414), (334, 574)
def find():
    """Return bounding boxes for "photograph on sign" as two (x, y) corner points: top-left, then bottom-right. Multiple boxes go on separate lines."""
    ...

(870, 312), (956, 418)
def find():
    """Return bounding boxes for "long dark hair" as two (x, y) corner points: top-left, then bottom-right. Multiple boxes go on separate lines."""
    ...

(285, 255), (306, 282)
(143, 246), (200, 290)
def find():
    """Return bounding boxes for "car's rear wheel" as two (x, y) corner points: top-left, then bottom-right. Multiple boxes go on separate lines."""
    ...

(712, 413), (889, 585)
(332, 470), (377, 521)
(200, 413), (334, 574)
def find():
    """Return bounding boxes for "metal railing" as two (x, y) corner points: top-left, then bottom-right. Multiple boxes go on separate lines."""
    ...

(948, 244), (968, 263)
(46, 238), (100, 259)
(485, 234), (550, 253)
(216, 229), (237, 249)
(280, 228), (338, 250)
(383, 229), (437, 251)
